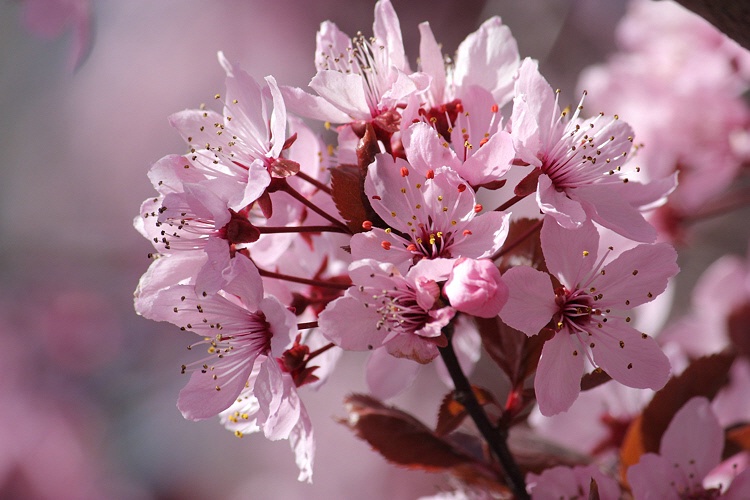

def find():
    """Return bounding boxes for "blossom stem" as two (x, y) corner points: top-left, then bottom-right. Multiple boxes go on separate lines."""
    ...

(683, 185), (750, 224)
(296, 171), (333, 195)
(494, 193), (529, 212)
(297, 321), (319, 330)
(280, 184), (352, 232)
(258, 268), (351, 290)
(259, 225), (349, 234)
(490, 218), (544, 261)
(438, 325), (529, 499)
(307, 342), (335, 360)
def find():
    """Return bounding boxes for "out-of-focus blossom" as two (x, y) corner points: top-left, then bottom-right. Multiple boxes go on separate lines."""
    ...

(526, 464), (621, 500)
(578, 0), (750, 240)
(20, 0), (92, 70)
(627, 397), (750, 499)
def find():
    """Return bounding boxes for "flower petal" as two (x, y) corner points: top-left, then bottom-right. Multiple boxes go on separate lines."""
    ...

(499, 266), (557, 336)
(535, 331), (585, 416)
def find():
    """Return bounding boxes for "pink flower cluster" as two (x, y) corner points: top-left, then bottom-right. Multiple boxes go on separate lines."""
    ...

(133, 0), (750, 496)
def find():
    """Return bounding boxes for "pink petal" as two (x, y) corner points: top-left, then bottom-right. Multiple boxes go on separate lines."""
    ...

(592, 320), (670, 390)
(289, 404), (315, 483)
(309, 71), (372, 121)
(418, 22), (446, 103)
(178, 355), (257, 421)
(597, 242), (678, 309)
(265, 75), (287, 158)
(540, 215), (599, 288)
(460, 130), (515, 187)
(627, 453), (681, 500)
(575, 184), (657, 242)
(450, 210), (510, 260)
(366, 348), (421, 400)
(661, 397), (723, 481)
(255, 359), (300, 440)
(373, 0), (407, 72)
(537, 174), (587, 230)
(402, 122), (458, 175)
(318, 294), (387, 351)
(499, 266), (557, 336)
(280, 85), (353, 123)
(535, 331), (585, 416)
(453, 17), (520, 106)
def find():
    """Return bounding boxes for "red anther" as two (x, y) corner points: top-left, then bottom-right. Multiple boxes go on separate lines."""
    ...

(371, 195), (382, 200)
(381, 241), (392, 250)
(455, 102), (464, 113)
(491, 104), (499, 113)
(463, 133), (470, 141)
(426, 169), (435, 179)
(400, 167), (409, 177)
(406, 243), (418, 252)
(474, 204), (483, 213)
(412, 118), (420, 123)
(362, 220), (373, 230)
(479, 137), (489, 147)
(457, 184), (466, 192)
(463, 229), (472, 236)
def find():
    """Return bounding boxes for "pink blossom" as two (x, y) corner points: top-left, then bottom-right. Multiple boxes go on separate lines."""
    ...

(526, 464), (621, 500)
(443, 258), (508, 318)
(169, 52), (298, 211)
(281, 0), (427, 127)
(351, 157), (510, 273)
(417, 17), (520, 109)
(137, 257), (297, 420)
(510, 58), (675, 242)
(627, 397), (750, 499)
(500, 217), (676, 415)
(318, 258), (455, 364)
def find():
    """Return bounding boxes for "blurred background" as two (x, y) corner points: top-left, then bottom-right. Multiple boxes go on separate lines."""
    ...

(1, 0), (746, 498)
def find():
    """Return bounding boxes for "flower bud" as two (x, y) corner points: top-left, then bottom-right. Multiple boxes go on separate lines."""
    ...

(443, 258), (508, 318)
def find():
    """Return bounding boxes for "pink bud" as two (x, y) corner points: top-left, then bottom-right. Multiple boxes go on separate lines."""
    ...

(443, 258), (508, 318)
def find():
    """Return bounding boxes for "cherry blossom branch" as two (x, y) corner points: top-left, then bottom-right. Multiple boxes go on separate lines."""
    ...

(280, 183), (352, 232)
(491, 218), (543, 261)
(438, 325), (529, 499)
(258, 268), (351, 290)
(683, 184), (750, 224)
(493, 193), (529, 213)
(307, 342), (335, 361)
(297, 321), (319, 330)
(259, 225), (349, 235)
(295, 171), (333, 195)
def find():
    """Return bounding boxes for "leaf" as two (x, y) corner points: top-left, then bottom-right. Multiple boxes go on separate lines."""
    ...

(435, 386), (500, 437)
(356, 123), (380, 174)
(727, 301), (750, 357)
(475, 316), (550, 388)
(620, 352), (736, 473)
(580, 368), (612, 391)
(724, 423), (750, 459)
(330, 164), (374, 233)
(496, 217), (546, 273)
(341, 394), (510, 494)
(588, 477), (600, 500)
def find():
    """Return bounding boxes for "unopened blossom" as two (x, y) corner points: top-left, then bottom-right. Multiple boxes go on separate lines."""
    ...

(351, 158), (510, 273)
(500, 217), (676, 415)
(318, 258), (455, 364)
(526, 464), (621, 500)
(443, 258), (508, 318)
(282, 0), (427, 130)
(511, 58), (675, 242)
(169, 52), (298, 212)
(627, 397), (750, 499)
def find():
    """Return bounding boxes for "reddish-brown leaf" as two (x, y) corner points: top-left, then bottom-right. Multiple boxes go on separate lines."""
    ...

(356, 123), (380, 174)
(330, 164), (370, 233)
(435, 386), (500, 437)
(341, 394), (510, 494)
(580, 368), (612, 391)
(727, 301), (750, 357)
(724, 423), (750, 458)
(496, 218), (546, 274)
